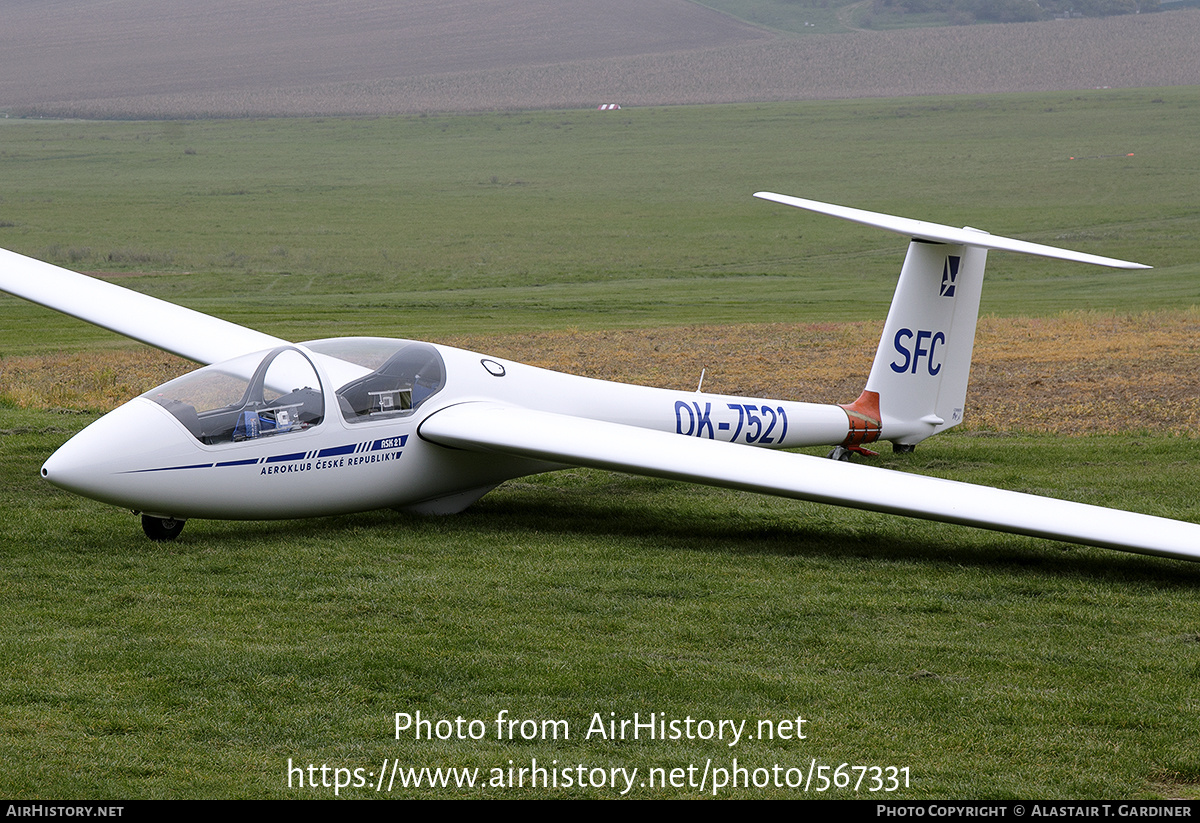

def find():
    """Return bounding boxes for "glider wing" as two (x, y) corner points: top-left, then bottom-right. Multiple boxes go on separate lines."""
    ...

(0, 248), (287, 364)
(420, 401), (1200, 562)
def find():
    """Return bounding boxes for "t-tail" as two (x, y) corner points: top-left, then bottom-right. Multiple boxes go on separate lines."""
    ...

(754, 193), (1151, 452)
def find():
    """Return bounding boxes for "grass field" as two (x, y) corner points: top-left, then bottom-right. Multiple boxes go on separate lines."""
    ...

(2, 91), (1200, 798)
(3, 89), (1198, 341)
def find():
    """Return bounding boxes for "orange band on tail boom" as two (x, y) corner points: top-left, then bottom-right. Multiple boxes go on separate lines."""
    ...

(839, 390), (882, 446)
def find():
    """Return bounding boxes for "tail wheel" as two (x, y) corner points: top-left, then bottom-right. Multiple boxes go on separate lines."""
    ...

(827, 446), (853, 462)
(142, 515), (186, 541)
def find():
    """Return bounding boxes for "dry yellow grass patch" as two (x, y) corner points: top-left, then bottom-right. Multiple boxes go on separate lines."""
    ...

(5, 310), (1198, 435)
(0, 349), (187, 412)
(452, 310), (1200, 436)
(967, 311), (1200, 434)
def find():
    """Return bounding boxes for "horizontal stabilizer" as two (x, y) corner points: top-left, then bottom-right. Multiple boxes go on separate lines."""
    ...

(753, 192), (1151, 270)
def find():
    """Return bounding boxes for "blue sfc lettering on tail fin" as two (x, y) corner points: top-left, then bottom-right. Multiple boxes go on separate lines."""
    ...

(891, 328), (946, 375)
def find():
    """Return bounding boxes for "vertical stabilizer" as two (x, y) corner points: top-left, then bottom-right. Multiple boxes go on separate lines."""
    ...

(753, 192), (1149, 452)
(864, 237), (987, 446)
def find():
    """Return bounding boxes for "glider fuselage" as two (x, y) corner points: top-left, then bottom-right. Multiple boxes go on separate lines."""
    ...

(41, 337), (852, 521)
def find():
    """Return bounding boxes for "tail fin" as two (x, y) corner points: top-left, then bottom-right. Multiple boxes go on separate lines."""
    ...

(860, 238), (987, 446)
(753, 193), (1150, 449)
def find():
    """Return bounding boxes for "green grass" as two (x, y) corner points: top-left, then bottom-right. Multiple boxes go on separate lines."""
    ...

(2, 92), (1200, 798)
(2, 416), (1200, 798)
(2, 89), (1199, 348)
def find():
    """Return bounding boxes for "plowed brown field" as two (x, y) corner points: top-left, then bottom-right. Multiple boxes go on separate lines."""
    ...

(4, 1), (1200, 118)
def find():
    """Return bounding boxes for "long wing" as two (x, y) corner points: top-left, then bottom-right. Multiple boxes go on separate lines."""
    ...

(0, 248), (287, 364)
(420, 402), (1200, 562)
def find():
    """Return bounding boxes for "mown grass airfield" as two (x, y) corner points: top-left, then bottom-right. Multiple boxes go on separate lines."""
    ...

(2, 1), (1200, 799)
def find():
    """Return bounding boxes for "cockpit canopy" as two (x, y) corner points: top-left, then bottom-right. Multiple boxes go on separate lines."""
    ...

(142, 346), (324, 444)
(306, 338), (446, 425)
(142, 339), (447, 444)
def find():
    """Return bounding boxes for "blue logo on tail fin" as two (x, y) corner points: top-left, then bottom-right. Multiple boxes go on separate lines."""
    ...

(940, 255), (960, 298)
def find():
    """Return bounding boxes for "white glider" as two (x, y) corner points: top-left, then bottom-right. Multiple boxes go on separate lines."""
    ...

(2, 194), (1196, 561)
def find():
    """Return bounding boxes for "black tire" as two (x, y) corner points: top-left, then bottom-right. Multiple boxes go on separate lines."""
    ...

(142, 515), (185, 541)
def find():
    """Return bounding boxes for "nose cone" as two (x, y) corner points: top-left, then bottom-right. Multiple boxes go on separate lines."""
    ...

(41, 398), (203, 513)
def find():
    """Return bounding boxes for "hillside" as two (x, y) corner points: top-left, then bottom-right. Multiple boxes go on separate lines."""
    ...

(2, 0), (1199, 117)
(0, 0), (768, 113)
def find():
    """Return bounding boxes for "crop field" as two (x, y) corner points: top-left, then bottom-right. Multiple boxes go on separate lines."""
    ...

(0, 0), (769, 116)
(2, 90), (1200, 798)
(4, 1), (1200, 118)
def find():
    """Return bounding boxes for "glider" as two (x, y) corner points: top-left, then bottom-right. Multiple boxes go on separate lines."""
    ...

(1, 194), (1197, 562)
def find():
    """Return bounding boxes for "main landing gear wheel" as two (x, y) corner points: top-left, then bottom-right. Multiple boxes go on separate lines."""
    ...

(142, 515), (186, 541)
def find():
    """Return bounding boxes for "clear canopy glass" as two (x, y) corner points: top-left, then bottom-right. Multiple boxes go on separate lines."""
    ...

(142, 346), (324, 444)
(305, 338), (446, 425)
